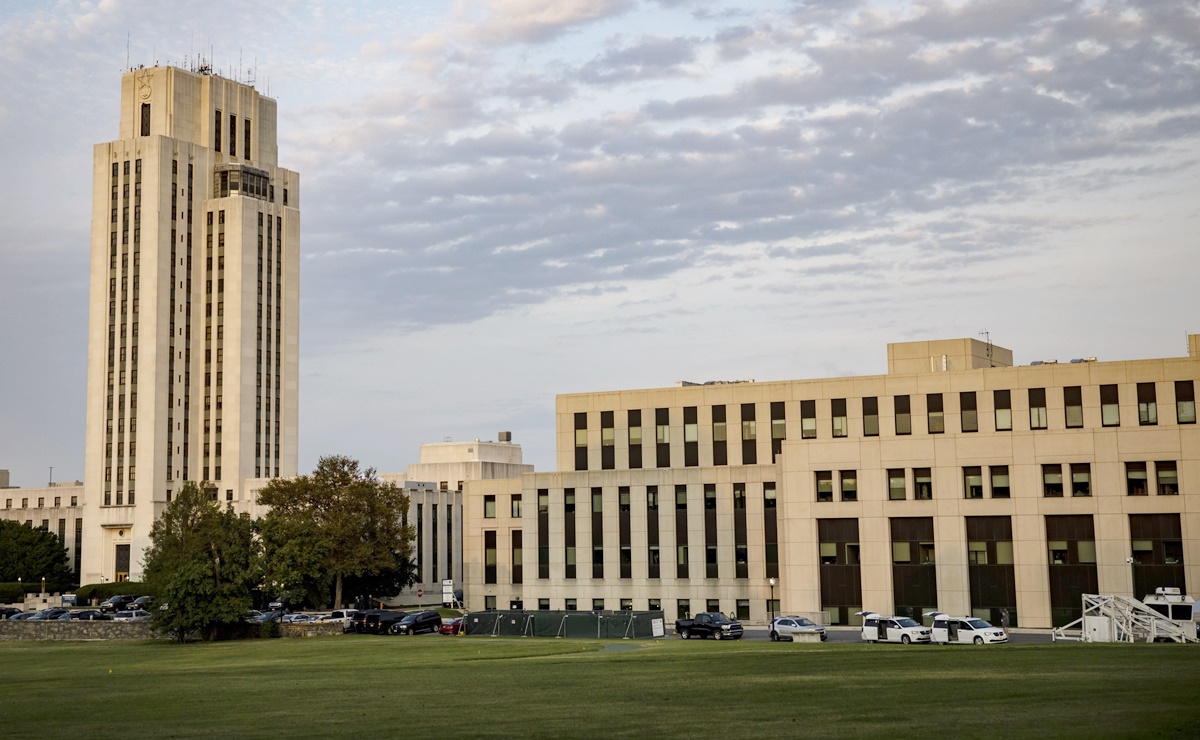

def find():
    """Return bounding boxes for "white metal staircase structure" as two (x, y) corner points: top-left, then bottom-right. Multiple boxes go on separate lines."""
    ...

(1051, 594), (1199, 643)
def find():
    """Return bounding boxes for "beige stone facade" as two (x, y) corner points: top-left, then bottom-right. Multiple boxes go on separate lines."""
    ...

(463, 337), (1199, 628)
(0, 480), (85, 576)
(78, 66), (300, 583)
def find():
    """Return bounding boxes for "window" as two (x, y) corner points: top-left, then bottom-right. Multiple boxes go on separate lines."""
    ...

(733, 483), (746, 510)
(960, 392), (978, 432)
(1137, 383), (1157, 426)
(1043, 464), (1063, 497)
(888, 469), (906, 500)
(1071, 463), (1091, 496)
(1064, 386), (1083, 428)
(619, 487), (631, 512)
(800, 399), (816, 439)
(831, 398), (847, 438)
(140, 102), (151, 136)
(706, 599), (721, 614)
(512, 531), (523, 584)
(484, 596), (496, 611)
(990, 466), (1010, 498)
(483, 495), (496, 518)
(740, 403), (757, 465)
(840, 471), (857, 502)
(1029, 388), (1047, 429)
(927, 393), (944, 434)
(677, 599), (690, 620)
(711, 405), (726, 466)
(681, 406), (699, 466)
(1126, 462), (1148, 496)
(895, 396), (911, 435)
(815, 471), (833, 502)
(964, 467), (984, 499)
(968, 541), (988, 565)
(863, 397), (879, 436)
(656, 408), (670, 468)
(770, 401), (785, 461)
(892, 542), (911, 563)
(593, 599), (605, 611)
(214, 109), (222, 152)
(1100, 384), (1120, 426)
(914, 468), (932, 500)
(764, 482), (776, 508)
(1157, 462), (1178, 495)
(574, 412), (588, 471)
(511, 495), (522, 518)
(628, 409), (643, 469)
(601, 410), (615, 470)
(484, 531), (497, 584)
(1176, 380), (1196, 424)
(994, 390), (1012, 431)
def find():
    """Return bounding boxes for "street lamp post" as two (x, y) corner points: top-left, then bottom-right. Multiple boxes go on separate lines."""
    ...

(769, 577), (776, 622)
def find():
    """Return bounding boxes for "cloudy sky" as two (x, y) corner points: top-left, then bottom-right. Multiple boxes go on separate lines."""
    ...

(1, 0), (1197, 486)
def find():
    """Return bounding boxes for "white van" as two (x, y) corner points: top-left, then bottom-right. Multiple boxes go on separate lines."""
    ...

(856, 612), (931, 644)
(924, 612), (1007, 645)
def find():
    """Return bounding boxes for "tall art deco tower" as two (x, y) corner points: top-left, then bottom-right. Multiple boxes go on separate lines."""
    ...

(81, 66), (300, 584)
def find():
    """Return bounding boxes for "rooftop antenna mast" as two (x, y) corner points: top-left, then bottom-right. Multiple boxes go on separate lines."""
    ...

(979, 329), (994, 367)
(126, 31), (129, 70)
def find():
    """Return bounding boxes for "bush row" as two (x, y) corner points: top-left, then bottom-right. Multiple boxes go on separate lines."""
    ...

(0, 581), (77, 603)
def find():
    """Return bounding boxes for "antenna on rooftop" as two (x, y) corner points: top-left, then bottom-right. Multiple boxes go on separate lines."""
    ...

(979, 329), (994, 367)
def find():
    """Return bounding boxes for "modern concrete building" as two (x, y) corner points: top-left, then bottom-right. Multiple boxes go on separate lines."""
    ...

(77, 65), (300, 583)
(462, 336), (1199, 629)
(379, 434), (534, 606)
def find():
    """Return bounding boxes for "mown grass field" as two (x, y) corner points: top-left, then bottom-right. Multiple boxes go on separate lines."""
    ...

(2, 636), (1198, 737)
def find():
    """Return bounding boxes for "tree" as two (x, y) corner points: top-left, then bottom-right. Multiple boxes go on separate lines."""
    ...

(143, 482), (259, 641)
(258, 455), (415, 609)
(0, 520), (74, 588)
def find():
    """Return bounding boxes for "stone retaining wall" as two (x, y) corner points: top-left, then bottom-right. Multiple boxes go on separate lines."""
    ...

(280, 621), (344, 638)
(0, 620), (159, 641)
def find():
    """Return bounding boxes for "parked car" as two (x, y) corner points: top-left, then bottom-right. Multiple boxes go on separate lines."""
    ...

(368, 611), (409, 635)
(282, 613), (318, 624)
(131, 596), (155, 611)
(8, 612), (34, 620)
(439, 617), (463, 635)
(769, 615), (827, 642)
(857, 612), (932, 644)
(350, 609), (388, 634)
(0, 607), (23, 620)
(59, 610), (111, 621)
(28, 607), (71, 620)
(112, 609), (150, 622)
(924, 612), (1007, 645)
(675, 612), (744, 640)
(321, 609), (361, 632)
(99, 595), (141, 614)
(391, 610), (442, 635)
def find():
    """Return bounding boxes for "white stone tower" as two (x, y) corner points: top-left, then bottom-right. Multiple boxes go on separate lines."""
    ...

(81, 66), (300, 584)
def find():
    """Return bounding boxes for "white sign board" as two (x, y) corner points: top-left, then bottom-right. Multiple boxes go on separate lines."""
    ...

(441, 579), (455, 600)
(651, 618), (665, 638)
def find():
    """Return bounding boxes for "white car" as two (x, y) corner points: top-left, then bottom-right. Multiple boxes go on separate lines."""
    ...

(769, 616), (827, 642)
(856, 612), (932, 644)
(112, 609), (150, 622)
(924, 613), (1007, 644)
(321, 609), (361, 632)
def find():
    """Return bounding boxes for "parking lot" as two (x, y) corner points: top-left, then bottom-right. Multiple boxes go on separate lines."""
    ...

(739, 625), (1049, 643)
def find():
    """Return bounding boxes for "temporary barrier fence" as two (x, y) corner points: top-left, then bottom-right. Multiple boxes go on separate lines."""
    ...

(462, 610), (666, 639)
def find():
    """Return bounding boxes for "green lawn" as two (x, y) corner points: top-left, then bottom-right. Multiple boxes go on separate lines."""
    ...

(2, 636), (1198, 737)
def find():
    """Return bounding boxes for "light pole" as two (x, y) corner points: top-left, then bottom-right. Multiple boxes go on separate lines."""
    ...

(41, 577), (46, 595)
(769, 577), (776, 622)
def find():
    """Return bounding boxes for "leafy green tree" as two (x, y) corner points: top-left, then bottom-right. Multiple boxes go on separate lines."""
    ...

(258, 455), (415, 609)
(143, 482), (259, 641)
(0, 520), (74, 589)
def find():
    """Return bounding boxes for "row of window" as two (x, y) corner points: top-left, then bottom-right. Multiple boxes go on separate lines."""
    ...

(4, 495), (79, 510)
(815, 461), (1179, 501)
(573, 381), (1198, 470)
(480, 595), (760, 621)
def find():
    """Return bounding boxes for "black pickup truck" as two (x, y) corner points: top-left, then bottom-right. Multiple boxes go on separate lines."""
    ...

(675, 612), (744, 640)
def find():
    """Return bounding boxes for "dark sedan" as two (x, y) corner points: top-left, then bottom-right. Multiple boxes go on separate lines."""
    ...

(369, 611), (409, 635)
(391, 610), (442, 636)
(59, 610), (111, 621)
(28, 607), (71, 620)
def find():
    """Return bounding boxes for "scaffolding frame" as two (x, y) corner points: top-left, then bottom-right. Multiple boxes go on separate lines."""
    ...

(1051, 594), (1199, 643)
